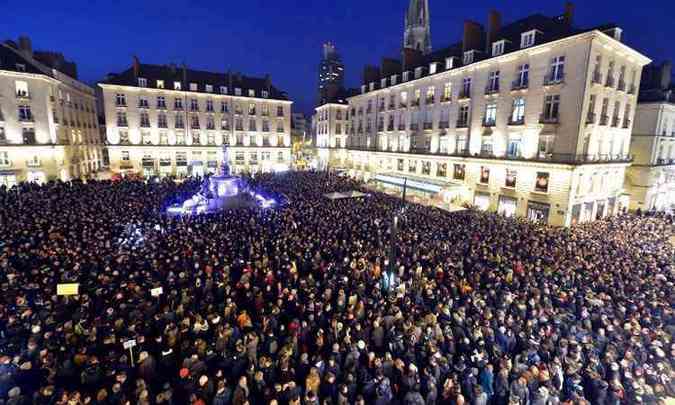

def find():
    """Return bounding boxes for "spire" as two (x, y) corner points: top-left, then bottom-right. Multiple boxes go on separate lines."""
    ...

(403, 0), (432, 54)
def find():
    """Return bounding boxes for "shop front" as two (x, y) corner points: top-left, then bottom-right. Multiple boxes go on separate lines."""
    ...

(527, 201), (550, 224)
(371, 173), (466, 210)
(498, 195), (518, 218)
(474, 192), (491, 211)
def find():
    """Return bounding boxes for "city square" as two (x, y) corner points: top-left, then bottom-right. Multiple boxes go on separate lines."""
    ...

(1, 0), (675, 404)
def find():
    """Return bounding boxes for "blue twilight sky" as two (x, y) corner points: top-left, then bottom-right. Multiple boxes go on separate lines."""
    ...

(2, 0), (672, 115)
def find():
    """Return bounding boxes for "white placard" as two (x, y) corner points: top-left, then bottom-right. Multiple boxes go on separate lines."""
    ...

(123, 339), (137, 349)
(151, 287), (164, 297)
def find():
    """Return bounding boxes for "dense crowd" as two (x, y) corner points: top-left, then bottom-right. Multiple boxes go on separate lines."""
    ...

(0, 172), (673, 405)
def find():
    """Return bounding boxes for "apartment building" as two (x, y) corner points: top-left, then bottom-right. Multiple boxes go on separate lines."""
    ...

(0, 37), (104, 186)
(625, 62), (675, 211)
(99, 58), (292, 177)
(324, 2), (650, 226)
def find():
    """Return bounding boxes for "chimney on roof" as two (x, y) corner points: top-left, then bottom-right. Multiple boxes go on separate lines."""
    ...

(462, 21), (484, 53)
(563, 2), (574, 27)
(18, 36), (32, 58)
(485, 10), (502, 53)
(381, 58), (402, 77)
(363, 65), (380, 85)
(401, 48), (424, 72)
(659, 61), (672, 90)
(132, 55), (140, 78)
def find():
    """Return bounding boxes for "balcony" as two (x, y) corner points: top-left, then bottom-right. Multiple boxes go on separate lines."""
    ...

(207, 124), (216, 130)
(605, 76), (615, 88)
(410, 123), (419, 131)
(249, 109), (256, 115)
(482, 119), (496, 127)
(261, 110), (269, 117)
(458, 90), (471, 100)
(190, 107), (200, 112)
(19, 115), (34, 122)
(599, 115), (609, 126)
(439, 121), (450, 129)
(440, 96), (452, 103)
(158, 122), (168, 129)
(611, 116), (620, 127)
(388, 103), (395, 110)
(387, 124), (394, 131)
(157, 103), (167, 110)
(628, 84), (637, 95)
(397, 124), (406, 131)
(539, 114), (560, 125)
(138, 103), (149, 109)
(591, 71), (603, 85)
(543, 74), (565, 86)
(378, 104), (385, 111)
(175, 123), (185, 129)
(456, 120), (469, 128)
(586, 113), (596, 125)
(425, 97), (435, 105)
(622, 119), (631, 129)
(174, 105), (184, 111)
(617, 80), (626, 92)
(656, 158), (675, 165)
(511, 80), (529, 91)
(399, 103), (408, 109)
(423, 122), (433, 130)
(484, 86), (499, 96)
(411, 100), (420, 107)
(191, 124), (200, 130)
(377, 125), (384, 132)
(508, 118), (525, 126)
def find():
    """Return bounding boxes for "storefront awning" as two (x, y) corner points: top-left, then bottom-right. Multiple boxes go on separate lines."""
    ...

(374, 173), (464, 194)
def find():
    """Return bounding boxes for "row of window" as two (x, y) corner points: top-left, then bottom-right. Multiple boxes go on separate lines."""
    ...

(115, 111), (286, 132)
(115, 93), (286, 116)
(136, 78), (270, 99)
(116, 130), (285, 147)
(122, 150), (285, 163)
(10, 80), (97, 114)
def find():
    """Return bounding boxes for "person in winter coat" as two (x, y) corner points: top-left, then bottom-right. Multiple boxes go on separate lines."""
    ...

(509, 377), (529, 405)
(232, 376), (249, 405)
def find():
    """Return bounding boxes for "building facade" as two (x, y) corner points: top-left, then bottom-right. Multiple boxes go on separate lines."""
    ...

(322, 4), (650, 226)
(626, 62), (675, 211)
(99, 60), (292, 177)
(0, 37), (104, 186)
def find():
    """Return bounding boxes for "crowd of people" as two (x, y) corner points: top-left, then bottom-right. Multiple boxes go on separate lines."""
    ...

(0, 172), (673, 405)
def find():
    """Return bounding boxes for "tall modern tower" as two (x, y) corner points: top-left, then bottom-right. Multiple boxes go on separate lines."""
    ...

(404, 0), (432, 54)
(318, 42), (345, 104)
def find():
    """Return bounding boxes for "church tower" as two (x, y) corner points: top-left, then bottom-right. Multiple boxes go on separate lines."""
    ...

(403, 0), (432, 55)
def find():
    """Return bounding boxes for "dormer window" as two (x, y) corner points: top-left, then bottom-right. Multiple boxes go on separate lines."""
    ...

(138, 78), (147, 87)
(463, 51), (476, 65)
(415, 67), (423, 79)
(369, 82), (375, 91)
(174, 81), (181, 90)
(604, 27), (623, 41)
(429, 62), (438, 75)
(248, 89), (255, 97)
(381, 78), (387, 88)
(520, 30), (539, 49)
(262, 90), (269, 98)
(492, 40), (506, 57)
(445, 57), (456, 70)
(189, 83), (198, 91)
(205, 84), (213, 93)
(220, 86), (228, 94)
(361, 85), (366, 94)
(156, 80), (165, 89)
(403, 71), (410, 82)
(15, 63), (26, 72)
(391, 75), (398, 86)
(235, 88), (242, 96)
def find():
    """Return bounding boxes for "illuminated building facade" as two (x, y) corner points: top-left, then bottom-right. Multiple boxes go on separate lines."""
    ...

(0, 37), (104, 186)
(318, 42), (345, 105)
(625, 62), (675, 211)
(322, 2), (651, 226)
(99, 59), (292, 177)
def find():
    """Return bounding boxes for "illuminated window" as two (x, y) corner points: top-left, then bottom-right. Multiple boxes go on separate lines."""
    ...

(174, 81), (182, 90)
(220, 86), (228, 94)
(235, 88), (242, 96)
(189, 83), (198, 91)
(138, 78), (147, 87)
(156, 80), (164, 89)
(535, 172), (550, 193)
(248, 89), (255, 97)
(121, 151), (130, 161)
(205, 84), (213, 93)
(0, 152), (9, 166)
(15, 81), (29, 97)
(262, 90), (269, 98)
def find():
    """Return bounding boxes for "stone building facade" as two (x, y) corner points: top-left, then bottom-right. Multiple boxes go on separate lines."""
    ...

(99, 59), (292, 177)
(0, 37), (104, 186)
